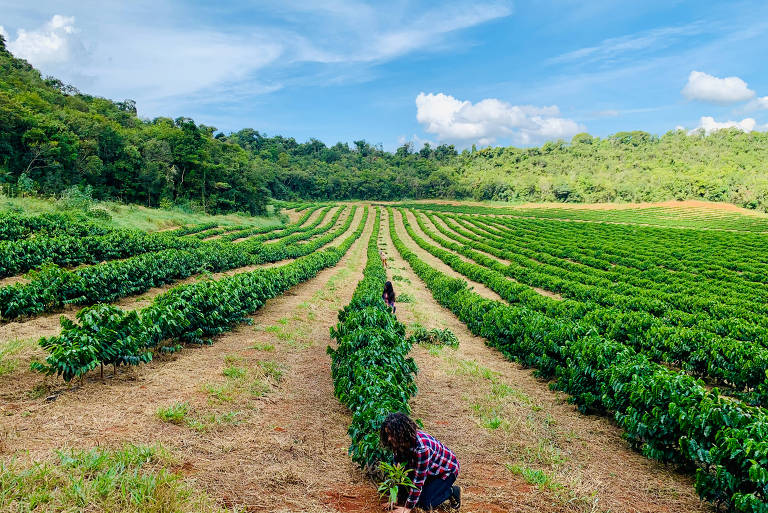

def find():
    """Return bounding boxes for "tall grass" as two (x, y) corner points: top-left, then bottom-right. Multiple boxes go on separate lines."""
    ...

(0, 195), (283, 232)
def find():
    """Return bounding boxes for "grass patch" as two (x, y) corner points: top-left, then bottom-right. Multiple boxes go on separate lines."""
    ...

(449, 358), (497, 382)
(427, 345), (443, 357)
(505, 464), (562, 491)
(203, 358), (284, 403)
(222, 366), (246, 379)
(0, 196), (282, 233)
(0, 338), (36, 377)
(203, 382), (237, 403)
(155, 402), (190, 425)
(264, 321), (310, 349)
(397, 292), (414, 303)
(0, 444), (229, 512)
(391, 274), (410, 284)
(251, 342), (275, 352)
(186, 411), (243, 432)
(256, 361), (284, 382)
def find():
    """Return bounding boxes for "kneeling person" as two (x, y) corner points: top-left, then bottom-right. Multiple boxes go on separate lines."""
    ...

(380, 412), (461, 512)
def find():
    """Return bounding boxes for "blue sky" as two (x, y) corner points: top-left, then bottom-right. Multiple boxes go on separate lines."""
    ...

(1, 0), (767, 149)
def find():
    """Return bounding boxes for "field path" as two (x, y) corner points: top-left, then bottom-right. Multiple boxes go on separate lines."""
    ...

(380, 208), (712, 513)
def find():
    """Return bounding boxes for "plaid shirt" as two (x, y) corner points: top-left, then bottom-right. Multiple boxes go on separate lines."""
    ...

(404, 431), (460, 509)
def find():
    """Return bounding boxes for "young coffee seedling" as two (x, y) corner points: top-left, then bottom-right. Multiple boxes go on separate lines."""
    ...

(378, 461), (415, 509)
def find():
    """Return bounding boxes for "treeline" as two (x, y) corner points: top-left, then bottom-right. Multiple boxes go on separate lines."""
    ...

(0, 36), (454, 213)
(457, 130), (768, 210)
(3, 34), (768, 211)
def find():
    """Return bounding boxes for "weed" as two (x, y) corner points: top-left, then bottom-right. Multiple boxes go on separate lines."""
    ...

(505, 464), (563, 491)
(408, 323), (458, 347)
(155, 402), (190, 424)
(391, 274), (410, 284)
(397, 292), (414, 303)
(222, 366), (246, 379)
(257, 361), (284, 382)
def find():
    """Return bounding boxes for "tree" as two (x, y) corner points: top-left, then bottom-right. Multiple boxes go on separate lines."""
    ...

(17, 172), (35, 197)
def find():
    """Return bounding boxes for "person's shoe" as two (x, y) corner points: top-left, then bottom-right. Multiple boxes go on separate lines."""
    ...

(449, 485), (461, 510)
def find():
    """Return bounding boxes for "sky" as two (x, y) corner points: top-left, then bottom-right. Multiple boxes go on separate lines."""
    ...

(1, 0), (767, 150)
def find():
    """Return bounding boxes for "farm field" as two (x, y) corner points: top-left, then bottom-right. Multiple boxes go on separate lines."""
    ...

(4, 201), (768, 512)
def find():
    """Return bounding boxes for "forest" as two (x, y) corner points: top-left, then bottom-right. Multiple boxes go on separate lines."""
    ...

(2, 34), (768, 212)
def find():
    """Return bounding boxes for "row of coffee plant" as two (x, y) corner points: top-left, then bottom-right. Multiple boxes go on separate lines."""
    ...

(388, 207), (768, 512)
(397, 201), (768, 232)
(450, 213), (768, 314)
(0, 229), (203, 278)
(0, 211), (111, 241)
(328, 208), (418, 469)
(222, 205), (323, 242)
(0, 206), (351, 321)
(31, 208), (368, 382)
(403, 209), (768, 403)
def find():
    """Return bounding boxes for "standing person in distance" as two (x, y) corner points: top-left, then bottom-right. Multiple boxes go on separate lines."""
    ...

(383, 281), (396, 313)
(380, 412), (461, 512)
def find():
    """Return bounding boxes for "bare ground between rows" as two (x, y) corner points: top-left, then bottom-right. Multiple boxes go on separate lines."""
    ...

(1, 205), (373, 512)
(379, 209), (712, 513)
(0, 207), (365, 405)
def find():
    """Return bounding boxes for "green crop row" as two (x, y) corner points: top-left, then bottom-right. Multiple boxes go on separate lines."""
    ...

(0, 229), (205, 278)
(451, 213), (768, 317)
(388, 207), (768, 512)
(186, 224), (250, 239)
(398, 202), (768, 232)
(403, 209), (768, 403)
(328, 207), (417, 469)
(0, 211), (111, 241)
(31, 207), (369, 383)
(0, 206), (351, 321)
(221, 205), (323, 242)
(169, 222), (218, 236)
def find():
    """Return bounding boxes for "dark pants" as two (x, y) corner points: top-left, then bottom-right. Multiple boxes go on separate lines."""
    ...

(399, 473), (457, 510)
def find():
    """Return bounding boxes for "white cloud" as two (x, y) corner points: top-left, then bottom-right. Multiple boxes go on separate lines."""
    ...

(744, 96), (768, 111)
(548, 23), (706, 67)
(0, 25), (7, 40)
(682, 71), (755, 104)
(4, 15), (81, 66)
(0, 3), (513, 120)
(690, 116), (758, 134)
(415, 92), (584, 146)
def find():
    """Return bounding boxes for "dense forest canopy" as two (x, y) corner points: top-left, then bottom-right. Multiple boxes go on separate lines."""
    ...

(2, 34), (768, 212)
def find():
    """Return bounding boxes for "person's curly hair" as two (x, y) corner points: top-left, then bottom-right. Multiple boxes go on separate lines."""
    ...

(380, 412), (419, 462)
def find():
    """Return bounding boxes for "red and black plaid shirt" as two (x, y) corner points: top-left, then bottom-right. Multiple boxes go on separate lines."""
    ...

(404, 431), (460, 509)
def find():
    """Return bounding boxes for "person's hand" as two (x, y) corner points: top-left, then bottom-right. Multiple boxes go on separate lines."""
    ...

(392, 507), (411, 513)
(380, 501), (393, 511)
